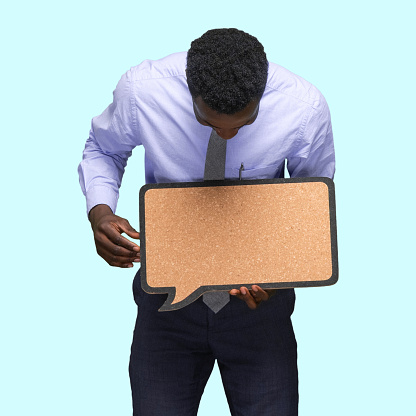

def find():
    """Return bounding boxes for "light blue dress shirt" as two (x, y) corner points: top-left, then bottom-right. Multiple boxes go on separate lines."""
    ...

(78, 52), (335, 215)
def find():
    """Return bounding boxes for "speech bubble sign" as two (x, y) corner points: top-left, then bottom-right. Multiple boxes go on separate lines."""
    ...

(139, 178), (337, 312)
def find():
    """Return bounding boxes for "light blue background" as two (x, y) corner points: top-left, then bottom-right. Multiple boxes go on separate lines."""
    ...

(1, 0), (415, 414)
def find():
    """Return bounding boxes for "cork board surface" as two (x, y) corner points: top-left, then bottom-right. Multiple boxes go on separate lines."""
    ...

(139, 178), (337, 311)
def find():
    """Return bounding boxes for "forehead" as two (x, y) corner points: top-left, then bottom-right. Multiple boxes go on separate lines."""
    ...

(193, 96), (259, 128)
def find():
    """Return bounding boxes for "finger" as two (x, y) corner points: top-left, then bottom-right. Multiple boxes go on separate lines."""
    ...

(98, 245), (141, 267)
(97, 249), (135, 268)
(230, 287), (265, 310)
(118, 219), (140, 241)
(102, 224), (141, 252)
(251, 285), (270, 301)
(95, 232), (140, 259)
(229, 289), (244, 301)
(229, 287), (255, 299)
(98, 252), (140, 268)
(99, 235), (140, 257)
(237, 286), (259, 310)
(94, 233), (141, 269)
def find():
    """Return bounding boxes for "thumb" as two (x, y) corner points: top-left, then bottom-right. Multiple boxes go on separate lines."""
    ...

(119, 219), (140, 239)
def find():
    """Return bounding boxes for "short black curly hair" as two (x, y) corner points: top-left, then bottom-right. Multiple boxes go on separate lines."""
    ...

(186, 28), (268, 114)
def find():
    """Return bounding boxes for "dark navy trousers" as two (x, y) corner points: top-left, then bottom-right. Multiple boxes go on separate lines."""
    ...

(129, 270), (298, 415)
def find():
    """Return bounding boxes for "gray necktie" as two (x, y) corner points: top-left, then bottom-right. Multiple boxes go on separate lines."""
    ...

(202, 129), (231, 313)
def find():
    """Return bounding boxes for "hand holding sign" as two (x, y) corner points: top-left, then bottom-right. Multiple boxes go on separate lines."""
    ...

(230, 285), (277, 309)
(89, 204), (141, 268)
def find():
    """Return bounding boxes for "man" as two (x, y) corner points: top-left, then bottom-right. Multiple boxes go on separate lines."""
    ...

(78, 28), (335, 416)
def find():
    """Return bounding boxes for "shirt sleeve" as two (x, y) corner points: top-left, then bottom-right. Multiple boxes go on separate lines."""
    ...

(78, 70), (141, 216)
(287, 94), (335, 180)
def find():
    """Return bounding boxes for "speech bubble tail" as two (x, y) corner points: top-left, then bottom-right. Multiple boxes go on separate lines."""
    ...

(171, 286), (197, 304)
(157, 286), (200, 312)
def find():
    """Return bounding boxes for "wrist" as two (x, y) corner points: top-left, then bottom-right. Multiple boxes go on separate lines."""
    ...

(89, 204), (113, 227)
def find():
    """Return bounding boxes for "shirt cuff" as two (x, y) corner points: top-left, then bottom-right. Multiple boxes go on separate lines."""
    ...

(85, 185), (119, 217)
